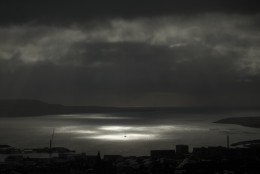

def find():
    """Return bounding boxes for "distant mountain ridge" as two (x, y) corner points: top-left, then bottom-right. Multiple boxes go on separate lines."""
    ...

(0, 99), (65, 116)
(0, 99), (154, 116)
(1, 99), (260, 117)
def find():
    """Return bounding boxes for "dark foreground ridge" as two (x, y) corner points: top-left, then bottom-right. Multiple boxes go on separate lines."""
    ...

(1, 143), (260, 174)
(215, 117), (260, 128)
(1, 99), (260, 117)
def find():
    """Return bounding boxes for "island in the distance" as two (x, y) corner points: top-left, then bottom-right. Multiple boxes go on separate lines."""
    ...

(215, 117), (260, 129)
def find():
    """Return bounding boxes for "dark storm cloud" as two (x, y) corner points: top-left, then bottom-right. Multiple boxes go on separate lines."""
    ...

(0, 0), (260, 25)
(0, 14), (260, 106)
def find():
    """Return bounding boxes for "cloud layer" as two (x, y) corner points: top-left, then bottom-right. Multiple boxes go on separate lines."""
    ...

(1, 14), (260, 106)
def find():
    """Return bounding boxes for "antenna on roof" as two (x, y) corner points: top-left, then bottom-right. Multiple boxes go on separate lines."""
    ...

(49, 128), (55, 154)
(227, 135), (230, 149)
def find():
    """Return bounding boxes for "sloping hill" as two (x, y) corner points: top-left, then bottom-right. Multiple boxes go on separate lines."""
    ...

(215, 117), (260, 128)
(0, 99), (64, 116)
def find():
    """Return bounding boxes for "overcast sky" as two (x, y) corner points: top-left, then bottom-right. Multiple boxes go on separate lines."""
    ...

(0, 0), (260, 106)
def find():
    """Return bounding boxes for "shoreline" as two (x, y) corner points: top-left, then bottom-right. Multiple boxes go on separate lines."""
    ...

(214, 116), (260, 128)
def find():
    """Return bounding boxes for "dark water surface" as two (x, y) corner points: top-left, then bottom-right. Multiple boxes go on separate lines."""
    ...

(0, 111), (260, 156)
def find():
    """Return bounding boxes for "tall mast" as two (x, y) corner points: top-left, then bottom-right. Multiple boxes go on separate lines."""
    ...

(50, 128), (55, 153)
(227, 135), (230, 149)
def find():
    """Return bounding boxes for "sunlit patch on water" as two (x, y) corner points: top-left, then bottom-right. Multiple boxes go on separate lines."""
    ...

(70, 130), (97, 134)
(54, 126), (97, 134)
(2, 112), (260, 155)
(58, 114), (135, 120)
(99, 125), (206, 132)
(88, 133), (157, 141)
(53, 124), (207, 141)
(99, 126), (133, 131)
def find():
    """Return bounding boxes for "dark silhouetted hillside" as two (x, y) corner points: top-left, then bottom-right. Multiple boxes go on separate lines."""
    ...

(0, 99), (154, 116)
(0, 99), (65, 116)
(1, 99), (260, 117)
(215, 117), (260, 128)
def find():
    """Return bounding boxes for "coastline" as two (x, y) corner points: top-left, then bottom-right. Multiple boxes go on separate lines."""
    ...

(214, 116), (260, 128)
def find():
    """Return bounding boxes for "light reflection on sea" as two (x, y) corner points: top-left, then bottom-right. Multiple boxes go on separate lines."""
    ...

(0, 111), (260, 156)
(53, 125), (207, 141)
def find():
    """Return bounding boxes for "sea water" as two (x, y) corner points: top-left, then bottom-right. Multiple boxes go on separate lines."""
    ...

(0, 111), (260, 156)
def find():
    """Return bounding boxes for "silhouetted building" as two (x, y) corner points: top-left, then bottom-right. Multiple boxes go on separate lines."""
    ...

(150, 150), (175, 159)
(192, 147), (207, 158)
(192, 146), (227, 159)
(227, 135), (230, 149)
(96, 151), (101, 163)
(176, 145), (189, 155)
(103, 155), (122, 162)
(5, 155), (23, 164)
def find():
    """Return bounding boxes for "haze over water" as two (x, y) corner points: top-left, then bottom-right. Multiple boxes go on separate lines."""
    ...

(1, 111), (260, 156)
